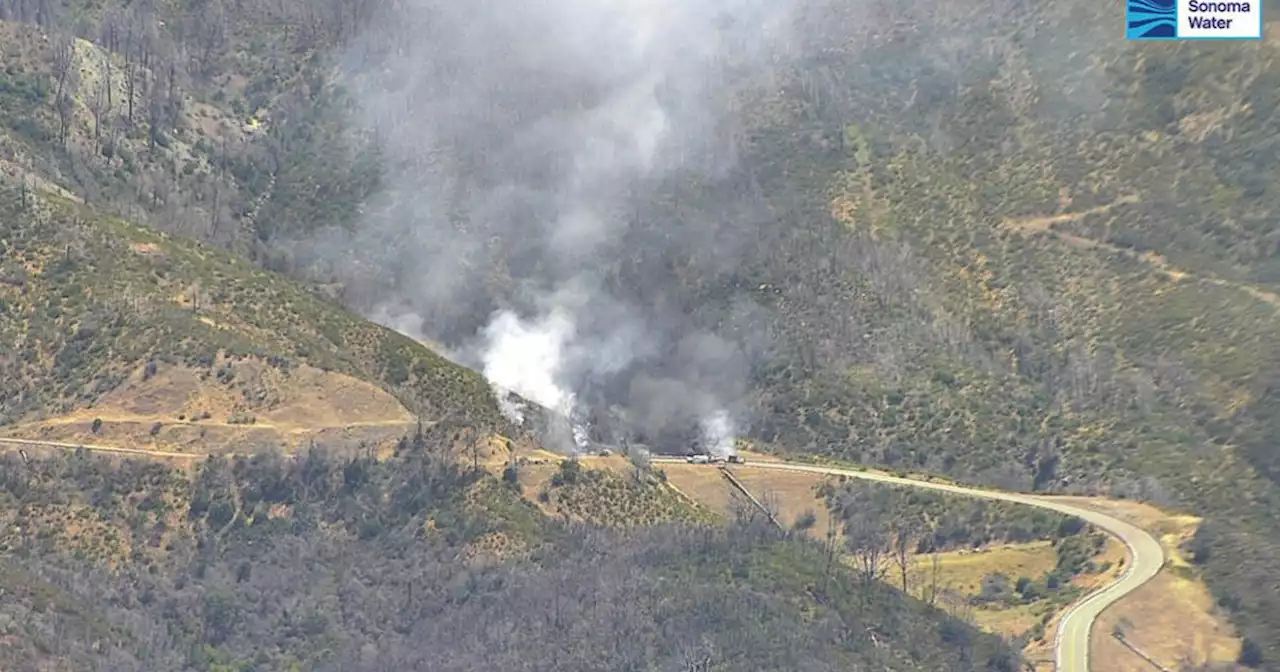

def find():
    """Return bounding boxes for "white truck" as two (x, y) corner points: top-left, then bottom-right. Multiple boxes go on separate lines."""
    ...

(686, 454), (710, 464)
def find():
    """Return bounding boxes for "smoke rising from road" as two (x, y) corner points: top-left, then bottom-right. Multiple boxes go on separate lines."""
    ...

(298, 0), (798, 452)
(701, 410), (740, 458)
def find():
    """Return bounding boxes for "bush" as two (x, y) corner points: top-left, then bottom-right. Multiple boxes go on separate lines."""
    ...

(1238, 638), (1263, 668)
(502, 464), (520, 488)
(551, 459), (581, 487)
(978, 573), (1011, 602)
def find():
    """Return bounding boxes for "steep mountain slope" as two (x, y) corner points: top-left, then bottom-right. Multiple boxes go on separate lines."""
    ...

(297, 9), (1280, 659)
(0, 16), (1036, 672)
(0, 147), (1030, 672)
(3, 0), (1280, 665)
(0, 443), (1021, 671)
(0, 184), (507, 451)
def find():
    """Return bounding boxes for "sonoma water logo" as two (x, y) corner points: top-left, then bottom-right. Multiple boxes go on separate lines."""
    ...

(1127, 0), (1177, 38)
(1127, 0), (1263, 39)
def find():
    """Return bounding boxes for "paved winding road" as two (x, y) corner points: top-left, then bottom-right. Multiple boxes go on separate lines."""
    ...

(1, 435), (1163, 671)
(652, 457), (1166, 672)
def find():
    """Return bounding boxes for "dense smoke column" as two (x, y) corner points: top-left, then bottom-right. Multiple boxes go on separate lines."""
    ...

(297, 0), (796, 452)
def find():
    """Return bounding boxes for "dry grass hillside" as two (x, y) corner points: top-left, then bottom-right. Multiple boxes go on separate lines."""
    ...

(0, 185), (521, 459)
(2, 356), (416, 455)
(0, 440), (1024, 671)
(512, 456), (720, 528)
(644, 460), (1241, 668)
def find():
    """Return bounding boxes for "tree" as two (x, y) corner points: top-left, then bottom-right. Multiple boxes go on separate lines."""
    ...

(52, 41), (81, 147)
(51, 34), (77, 101)
(821, 513), (839, 593)
(889, 511), (922, 593)
(923, 525), (942, 606)
(468, 430), (480, 471)
(195, 0), (229, 73)
(502, 463), (520, 488)
(89, 55), (114, 152)
(55, 80), (79, 147)
(977, 573), (1010, 602)
(844, 513), (889, 587)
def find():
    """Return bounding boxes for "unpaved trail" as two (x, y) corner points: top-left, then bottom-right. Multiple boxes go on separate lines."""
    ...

(0, 436), (205, 460)
(1004, 196), (1280, 310)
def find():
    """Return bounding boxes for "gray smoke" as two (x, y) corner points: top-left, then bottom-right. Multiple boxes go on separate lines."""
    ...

(294, 0), (798, 452)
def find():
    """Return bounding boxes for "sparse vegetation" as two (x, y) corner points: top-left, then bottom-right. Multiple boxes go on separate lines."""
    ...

(820, 478), (1105, 617)
(2, 0), (1280, 662)
(0, 440), (1020, 671)
(0, 186), (507, 435)
(540, 462), (717, 527)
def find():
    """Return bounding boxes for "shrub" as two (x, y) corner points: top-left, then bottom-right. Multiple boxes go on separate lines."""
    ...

(1238, 638), (1263, 668)
(502, 464), (520, 488)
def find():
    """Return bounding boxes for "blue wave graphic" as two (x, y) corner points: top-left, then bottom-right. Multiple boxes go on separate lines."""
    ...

(1127, 0), (1176, 38)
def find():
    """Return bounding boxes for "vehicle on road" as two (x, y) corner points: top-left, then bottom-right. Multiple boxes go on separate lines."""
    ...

(686, 454), (710, 464)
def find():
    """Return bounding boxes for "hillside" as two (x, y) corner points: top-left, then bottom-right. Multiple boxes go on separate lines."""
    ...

(2, 0), (1280, 666)
(0, 442), (1021, 671)
(0, 183), (516, 456)
(317, 12), (1280, 663)
(0, 178), (1026, 668)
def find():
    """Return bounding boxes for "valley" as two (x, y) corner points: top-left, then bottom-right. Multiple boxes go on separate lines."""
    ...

(2, 0), (1279, 669)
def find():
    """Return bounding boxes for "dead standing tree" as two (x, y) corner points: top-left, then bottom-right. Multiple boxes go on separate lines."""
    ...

(922, 520), (943, 606)
(844, 513), (890, 588)
(889, 512), (922, 594)
(51, 35), (80, 147)
(89, 54), (114, 152)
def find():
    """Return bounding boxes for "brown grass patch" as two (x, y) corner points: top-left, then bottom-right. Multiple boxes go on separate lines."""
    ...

(729, 468), (837, 536)
(4, 356), (416, 456)
(516, 458), (716, 527)
(1049, 497), (1241, 670)
(461, 531), (530, 567)
(1092, 569), (1241, 671)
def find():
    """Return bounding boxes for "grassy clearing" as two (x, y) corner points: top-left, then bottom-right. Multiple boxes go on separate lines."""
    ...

(1056, 498), (1244, 670)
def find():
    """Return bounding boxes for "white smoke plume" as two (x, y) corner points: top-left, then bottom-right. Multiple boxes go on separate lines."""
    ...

(481, 307), (577, 420)
(479, 303), (598, 453)
(291, 0), (797, 453)
(701, 410), (739, 458)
